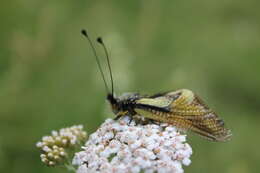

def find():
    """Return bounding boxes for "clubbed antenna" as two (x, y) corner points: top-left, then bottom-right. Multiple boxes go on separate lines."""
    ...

(96, 37), (115, 96)
(81, 29), (109, 94)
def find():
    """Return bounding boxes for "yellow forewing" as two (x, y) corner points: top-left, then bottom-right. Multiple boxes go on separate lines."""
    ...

(167, 89), (194, 105)
(136, 96), (172, 108)
(134, 89), (231, 142)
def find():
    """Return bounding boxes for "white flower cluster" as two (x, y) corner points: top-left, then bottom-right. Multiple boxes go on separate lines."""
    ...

(73, 117), (192, 173)
(36, 125), (87, 166)
(40, 145), (66, 166)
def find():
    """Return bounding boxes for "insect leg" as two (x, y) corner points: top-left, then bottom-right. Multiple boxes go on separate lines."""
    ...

(114, 115), (122, 120)
(114, 111), (128, 121)
(128, 116), (133, 125)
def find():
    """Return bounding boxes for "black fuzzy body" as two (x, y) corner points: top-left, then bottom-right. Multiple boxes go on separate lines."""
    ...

(107, 93), (170, 119)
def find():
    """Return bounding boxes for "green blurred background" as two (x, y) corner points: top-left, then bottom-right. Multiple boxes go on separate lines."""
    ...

(1, 0), (260, 172)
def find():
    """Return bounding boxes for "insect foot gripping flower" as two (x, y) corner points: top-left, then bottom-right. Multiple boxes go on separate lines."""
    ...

(73, 117), (192, 173)
(36, 125), (87, 168)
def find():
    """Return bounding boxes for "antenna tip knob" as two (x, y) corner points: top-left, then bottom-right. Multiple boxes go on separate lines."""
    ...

(81, 29), (88, 36)
(97, 37), (103, 44)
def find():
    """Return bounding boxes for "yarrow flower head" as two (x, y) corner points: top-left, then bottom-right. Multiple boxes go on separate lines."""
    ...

(36, 125), (87, 167)
(73, 117), (192, 173)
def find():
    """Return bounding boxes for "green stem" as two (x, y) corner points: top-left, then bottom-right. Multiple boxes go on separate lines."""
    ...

(64, 163), (77, 172)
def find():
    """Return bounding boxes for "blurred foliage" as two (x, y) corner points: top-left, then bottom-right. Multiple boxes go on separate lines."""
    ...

(0, 0), (260, 173)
